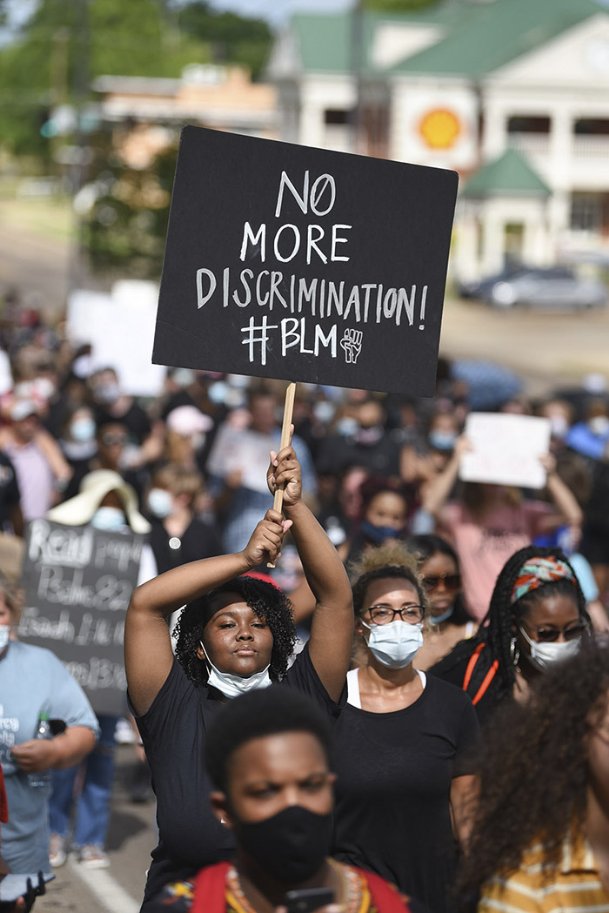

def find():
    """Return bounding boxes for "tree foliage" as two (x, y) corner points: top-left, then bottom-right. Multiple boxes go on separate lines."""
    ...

(0, 0), (272, 158)
(81, 139), (178, 279)
(363, 0), (441, 10)
(175, 1), (272, 78)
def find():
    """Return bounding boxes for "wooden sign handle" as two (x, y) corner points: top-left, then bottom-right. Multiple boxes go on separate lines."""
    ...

(267, 382), (296, 568)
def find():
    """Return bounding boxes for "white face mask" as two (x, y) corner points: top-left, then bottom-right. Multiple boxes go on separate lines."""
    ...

(362, 619), (424, 669)
(201, 645), (272, 699)
(519, 626), (581, 672)
(147, 488), (173, 519)
(0, 625), (10, 651)
(91, 506), (126, 532)
(70, 417), (96, 443)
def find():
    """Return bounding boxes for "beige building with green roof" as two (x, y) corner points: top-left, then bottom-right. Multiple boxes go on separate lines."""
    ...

(269, 0), (609, 281)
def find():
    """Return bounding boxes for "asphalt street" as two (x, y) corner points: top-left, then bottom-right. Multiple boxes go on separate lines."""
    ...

(36, 746), (157, 913)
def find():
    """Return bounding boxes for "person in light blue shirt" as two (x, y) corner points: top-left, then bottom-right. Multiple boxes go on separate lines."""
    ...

(0, 579), (98, 876)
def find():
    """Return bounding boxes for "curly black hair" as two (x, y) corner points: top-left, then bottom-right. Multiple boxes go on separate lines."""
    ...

(173, 575), (296, 686)
(457, 642), (609, 899)
(431, 545), (590, 706)
(407, 533), (475, 626)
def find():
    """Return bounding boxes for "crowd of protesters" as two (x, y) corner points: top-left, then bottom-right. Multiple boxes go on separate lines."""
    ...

(1, 304), (609, 911)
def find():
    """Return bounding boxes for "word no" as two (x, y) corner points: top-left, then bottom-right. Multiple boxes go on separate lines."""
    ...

(240, 170), (352, 265)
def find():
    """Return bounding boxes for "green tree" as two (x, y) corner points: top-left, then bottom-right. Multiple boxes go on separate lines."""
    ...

(81, 139), (178, 279)
(363, 0), (441, 10)
(175, 1), (272, 78)
(0, 0), (272, 159)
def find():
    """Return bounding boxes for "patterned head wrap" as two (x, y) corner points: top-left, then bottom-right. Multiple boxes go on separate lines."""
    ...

(511, 555), (576, 605)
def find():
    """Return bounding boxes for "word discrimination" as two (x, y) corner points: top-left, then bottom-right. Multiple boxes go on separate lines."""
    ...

(196, 266), (429, 329)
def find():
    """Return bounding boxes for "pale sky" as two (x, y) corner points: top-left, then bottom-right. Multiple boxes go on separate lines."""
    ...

(207, 0), (354, 26)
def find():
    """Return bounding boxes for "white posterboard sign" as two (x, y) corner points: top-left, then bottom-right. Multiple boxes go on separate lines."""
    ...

(459, 413), (551, 490)
(67, 280), (167, 397)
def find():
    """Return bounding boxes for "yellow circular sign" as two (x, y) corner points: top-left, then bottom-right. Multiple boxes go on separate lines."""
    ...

(419, 108), (461, 150)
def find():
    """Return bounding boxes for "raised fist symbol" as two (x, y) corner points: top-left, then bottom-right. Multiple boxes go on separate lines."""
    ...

(340, 328), (363, 364)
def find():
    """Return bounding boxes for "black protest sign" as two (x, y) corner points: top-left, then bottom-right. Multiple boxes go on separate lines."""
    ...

(153, 127), (458, 396)
(19, 520), (143, 715)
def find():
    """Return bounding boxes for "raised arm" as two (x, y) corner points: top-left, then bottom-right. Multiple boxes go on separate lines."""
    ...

(422, 439), (465, 517)
(125, 512), (289, 715)
(541, 453), (583, 528)
(269, 446), (353, 702)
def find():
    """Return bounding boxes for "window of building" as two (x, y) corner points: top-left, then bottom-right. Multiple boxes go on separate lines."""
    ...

(324, 109), (351, 125)
(507, 116), (551, 134)
(570, 193), (602, 231)
(574, 118), (609, 136)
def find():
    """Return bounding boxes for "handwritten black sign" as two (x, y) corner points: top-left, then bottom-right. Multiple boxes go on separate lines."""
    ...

(153, 127), (458, 396)
(19, 520), (143, 715)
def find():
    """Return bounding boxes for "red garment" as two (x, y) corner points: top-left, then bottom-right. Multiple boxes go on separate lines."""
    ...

(191, 861), (411, 913)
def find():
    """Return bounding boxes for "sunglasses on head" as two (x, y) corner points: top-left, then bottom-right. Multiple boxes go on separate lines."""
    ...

(422, 573), (461, 591)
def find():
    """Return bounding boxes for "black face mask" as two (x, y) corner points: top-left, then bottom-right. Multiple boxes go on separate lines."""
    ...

(235, 805), (332, 884)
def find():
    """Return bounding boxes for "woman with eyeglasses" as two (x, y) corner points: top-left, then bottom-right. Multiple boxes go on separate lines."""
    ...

(331, 542), (480, 913)
(430, 545), (591, 725)
(407, 534), (477, 671)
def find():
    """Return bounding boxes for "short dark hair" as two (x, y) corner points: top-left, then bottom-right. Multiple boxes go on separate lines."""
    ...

(173, 575), (296, 685)
(205, 688), (333, 792)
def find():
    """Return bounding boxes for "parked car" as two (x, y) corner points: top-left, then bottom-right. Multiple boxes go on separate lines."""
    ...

(486, 268), (608, 310)
(457, 265), (574, 301)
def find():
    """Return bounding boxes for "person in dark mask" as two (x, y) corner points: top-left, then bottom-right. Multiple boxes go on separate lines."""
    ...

(342, 476), (412, 566)
(331, 542), (480, 913)
(146, 687), (424, 913)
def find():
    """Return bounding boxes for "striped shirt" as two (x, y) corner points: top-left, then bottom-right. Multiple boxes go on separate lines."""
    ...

(478, 835), (609, 913)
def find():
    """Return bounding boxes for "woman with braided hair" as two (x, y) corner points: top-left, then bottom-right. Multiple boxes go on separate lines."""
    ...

(429, 545), (591, 723)
(457, 643), (609, 913)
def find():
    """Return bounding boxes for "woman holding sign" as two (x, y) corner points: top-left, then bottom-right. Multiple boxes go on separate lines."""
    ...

(423, 437), (583, 621)
(125, 444), (353, 910)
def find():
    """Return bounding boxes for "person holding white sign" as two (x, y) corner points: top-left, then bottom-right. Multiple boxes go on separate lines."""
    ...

(423, 437), (583, 621)
(125, 444), (352, 910)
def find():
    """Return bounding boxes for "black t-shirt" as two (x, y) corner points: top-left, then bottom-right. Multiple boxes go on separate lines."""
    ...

(428, 641), (507, 727)
(0, 451), (20, 529)
(134, 645), (340, 908)
(331, 676), (479, 913)
(148, 518), (222, 575)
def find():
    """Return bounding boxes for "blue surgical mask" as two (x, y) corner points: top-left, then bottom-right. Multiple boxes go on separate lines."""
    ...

(70, 417), (96, 443)
(147, 488), (173, 519)
(427, 606), (454, 625)
(361, 619), (423, 669)
(360, 520), (403, 545)
(91, 506), (126, 532)
(429, 431), (456, 451)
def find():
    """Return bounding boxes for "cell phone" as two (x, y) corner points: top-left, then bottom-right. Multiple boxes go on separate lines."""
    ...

(284, 887), (335, 913)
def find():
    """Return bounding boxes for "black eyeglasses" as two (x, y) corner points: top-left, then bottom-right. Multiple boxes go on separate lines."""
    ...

(363, 604), (424, 625)
(422, 573), (461, 592)
(522, 621), (587, 643)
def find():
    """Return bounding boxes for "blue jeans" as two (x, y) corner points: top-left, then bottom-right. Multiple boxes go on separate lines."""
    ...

(48, 714), (117, 848)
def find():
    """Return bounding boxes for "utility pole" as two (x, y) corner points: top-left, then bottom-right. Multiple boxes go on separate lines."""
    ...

(350, 0), (364, 153)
